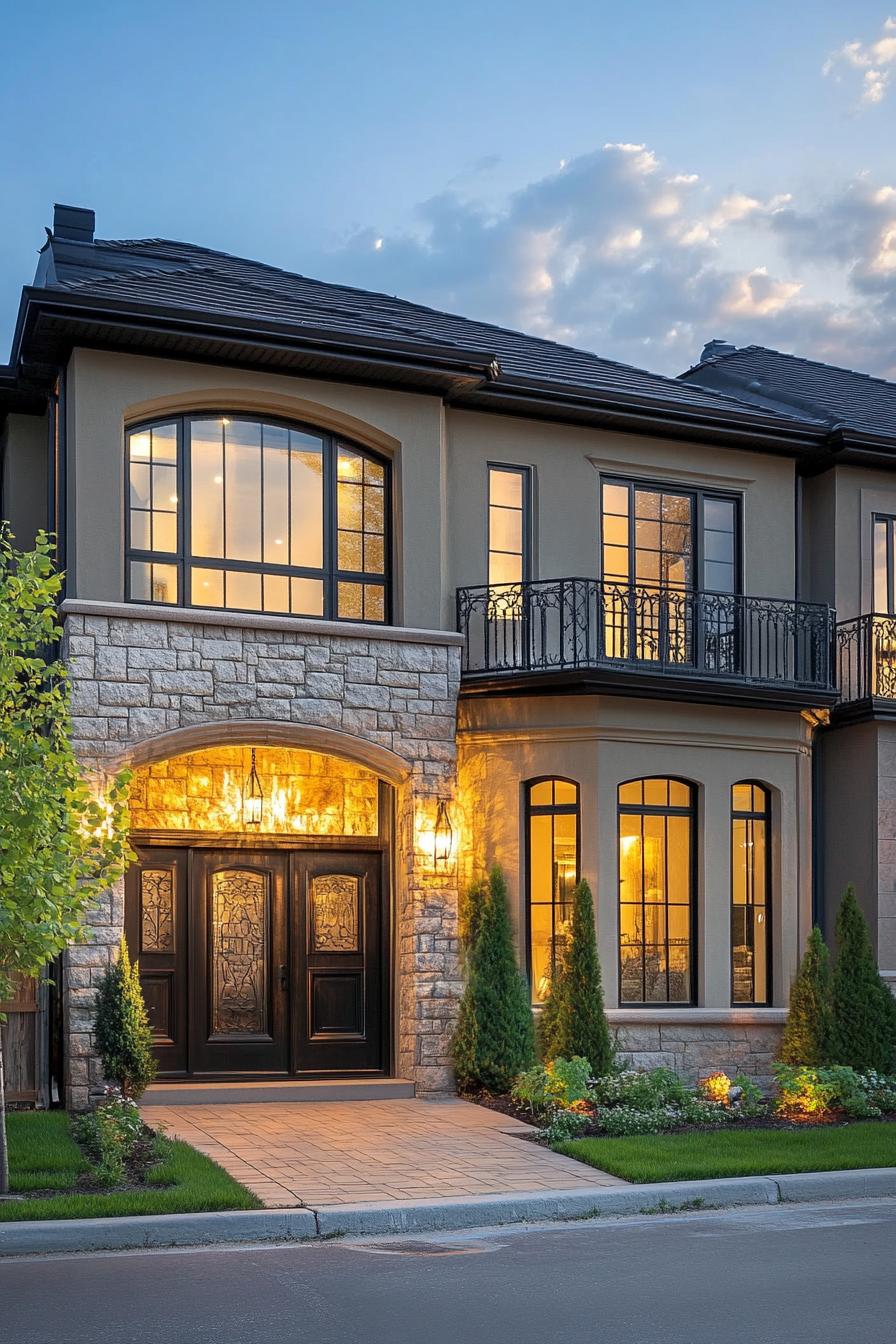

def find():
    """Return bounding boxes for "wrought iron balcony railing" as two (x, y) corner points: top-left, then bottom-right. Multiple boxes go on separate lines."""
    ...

(836, 614), (896, 702)
(457, 578), (837, 696)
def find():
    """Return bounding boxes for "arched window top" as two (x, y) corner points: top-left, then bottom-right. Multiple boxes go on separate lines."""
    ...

(618, 777), (693, 810)
(731, 781), (770, 816)
(527, 777), (579, 809)
(126, 413), (391, 623)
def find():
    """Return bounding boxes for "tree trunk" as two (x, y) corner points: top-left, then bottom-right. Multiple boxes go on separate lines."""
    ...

(0, 1028), (9, 1195)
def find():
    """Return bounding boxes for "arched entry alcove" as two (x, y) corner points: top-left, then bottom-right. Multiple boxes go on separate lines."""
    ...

(120, 724), (404, 1081)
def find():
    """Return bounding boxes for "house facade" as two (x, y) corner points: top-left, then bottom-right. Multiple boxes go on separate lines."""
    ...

(0, 205), (890, 1109)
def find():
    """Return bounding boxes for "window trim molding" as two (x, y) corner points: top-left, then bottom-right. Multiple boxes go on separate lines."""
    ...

(599, 472), (743, 596)
(124, 411), (393, 624)
(617, 774), (698, 1008)
(730, 780), (772, 1008)
(524, 775), (580, 1006)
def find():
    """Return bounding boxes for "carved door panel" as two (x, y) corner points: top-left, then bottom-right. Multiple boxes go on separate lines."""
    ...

(125, 848), (188, 1074)
(189, 851), (289, 1075)
(292, 852), (384, 1073)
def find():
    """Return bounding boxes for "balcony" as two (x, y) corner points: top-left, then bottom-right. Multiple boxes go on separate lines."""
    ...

(836, 614), (896, 712)
(457, 578), (838, 707)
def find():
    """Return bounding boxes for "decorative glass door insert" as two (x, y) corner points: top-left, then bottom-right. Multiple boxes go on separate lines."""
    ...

(211, 869), (269, 1036)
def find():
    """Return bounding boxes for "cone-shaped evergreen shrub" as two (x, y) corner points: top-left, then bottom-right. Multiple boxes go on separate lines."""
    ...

(93, 936), (157, 1098)
(538, 879), (614, 1075)
(452, 867), (536, 1093)
(830, 885), (896, 1073)
(778, 926), (832, 1065)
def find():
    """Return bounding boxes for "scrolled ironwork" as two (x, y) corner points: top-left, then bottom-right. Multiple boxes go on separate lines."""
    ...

(836, 614), (896, 702)
(457, 578), (836, 693)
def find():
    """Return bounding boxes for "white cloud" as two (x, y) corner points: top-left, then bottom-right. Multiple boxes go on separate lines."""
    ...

(311, 141), (896, 379)
(824, 17), (896, 105)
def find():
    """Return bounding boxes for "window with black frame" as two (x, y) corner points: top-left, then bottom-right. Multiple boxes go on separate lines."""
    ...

(526, 778), (579, 1005)
(126, 415), (390, 621)
(600, 479), (739, 671)
(618, 777), (695, 1005)
(731, 782), (771, 1005)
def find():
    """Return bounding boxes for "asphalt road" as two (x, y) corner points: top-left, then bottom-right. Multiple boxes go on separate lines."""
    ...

(3, 1198), (896, 1344)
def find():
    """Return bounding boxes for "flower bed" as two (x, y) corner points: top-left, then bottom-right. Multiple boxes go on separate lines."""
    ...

(469, 1060), (896, 1145)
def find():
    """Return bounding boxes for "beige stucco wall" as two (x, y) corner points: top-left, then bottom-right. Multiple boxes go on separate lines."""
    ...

(457, 693), (814, 1010)
(819, 720), (896, 989)
(1, 411), (48, 550)
(802, 464), (896, 619)
(65, 349), (804, 645)
(64, 349), (447, 629)
(445, 408), (798, 600)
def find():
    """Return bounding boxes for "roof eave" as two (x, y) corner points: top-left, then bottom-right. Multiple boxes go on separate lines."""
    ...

(456, 376), (826, 453)
(14, 288), (502, 395)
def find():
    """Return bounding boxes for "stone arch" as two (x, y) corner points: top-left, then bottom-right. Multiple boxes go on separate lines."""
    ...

(107, 719), (411, 787)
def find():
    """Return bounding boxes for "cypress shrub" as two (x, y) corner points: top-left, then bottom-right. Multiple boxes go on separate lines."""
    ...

(452, 866), (536, 1093)
(93, 936), (157, 1099)
(830, 885), (896, 1073)
(778, 926), (832, 1065)
(538, 879), (614, 1075)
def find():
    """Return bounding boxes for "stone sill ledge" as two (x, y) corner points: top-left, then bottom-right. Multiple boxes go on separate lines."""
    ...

(606, 1008), (787, 1026)
(61, 599), (466, 648)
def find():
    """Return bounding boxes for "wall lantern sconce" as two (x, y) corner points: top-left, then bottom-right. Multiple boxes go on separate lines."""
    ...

(243, 749), (264, 827)
(433, 800), (454, 869)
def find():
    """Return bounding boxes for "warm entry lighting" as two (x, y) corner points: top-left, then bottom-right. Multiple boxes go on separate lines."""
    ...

(243, 749), (264, 827)
(433, 800), (454, 868)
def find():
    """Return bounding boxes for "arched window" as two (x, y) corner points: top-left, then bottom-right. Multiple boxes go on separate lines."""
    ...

(731, 782), (771, 1005)
(126, 415), (391, 621)
(526, 778), (579, 1005)
(618, 777), (695, 1004)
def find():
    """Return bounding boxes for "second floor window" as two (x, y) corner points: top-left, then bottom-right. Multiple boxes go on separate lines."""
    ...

(488, 465), (530, 586)
(873, 514), (896, 614)
(601, 479), (739, 595)
(127, 415), (390, 622)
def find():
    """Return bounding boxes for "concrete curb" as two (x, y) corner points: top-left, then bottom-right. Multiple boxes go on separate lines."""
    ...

(0, 1208), (318, 1256)
(3, 1168), (896, 1256)
(312, 1177), (778, 1238)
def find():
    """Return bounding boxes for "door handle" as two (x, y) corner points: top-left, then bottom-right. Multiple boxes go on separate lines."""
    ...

(279, 964), (288, 991)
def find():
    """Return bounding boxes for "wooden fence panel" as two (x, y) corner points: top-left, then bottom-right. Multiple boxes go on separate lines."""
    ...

(0, 974), (41, 1104)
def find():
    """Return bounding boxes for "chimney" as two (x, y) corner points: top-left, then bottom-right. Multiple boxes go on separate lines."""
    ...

(700, 339), (736, 363)
(52, 203), (95, 244)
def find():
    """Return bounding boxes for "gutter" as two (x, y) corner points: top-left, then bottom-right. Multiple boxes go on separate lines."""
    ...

(13, 287), (503, 391)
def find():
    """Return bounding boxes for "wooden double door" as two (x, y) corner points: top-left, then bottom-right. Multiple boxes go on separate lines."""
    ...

(125, 845), (388, 1077)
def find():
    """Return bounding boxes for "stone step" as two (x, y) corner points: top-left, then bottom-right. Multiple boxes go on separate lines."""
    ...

(142, 1077), (416, 1105)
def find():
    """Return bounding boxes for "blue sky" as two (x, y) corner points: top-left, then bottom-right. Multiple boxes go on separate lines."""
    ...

(2, 1), (895, 374)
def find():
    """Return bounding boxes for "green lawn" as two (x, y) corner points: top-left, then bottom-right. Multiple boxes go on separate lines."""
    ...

(556, 1122), (896, 1183)
(2, 1111), (261, 1221)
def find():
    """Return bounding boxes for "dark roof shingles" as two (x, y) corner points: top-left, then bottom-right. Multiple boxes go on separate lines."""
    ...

(686, 345), (896, 440)
(43, 235), (790, 419)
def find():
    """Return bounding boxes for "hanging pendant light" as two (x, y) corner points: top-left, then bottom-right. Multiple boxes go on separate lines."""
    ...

(243, 748), (264, 827)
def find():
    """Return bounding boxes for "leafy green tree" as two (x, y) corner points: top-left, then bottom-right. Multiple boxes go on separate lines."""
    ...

(452, 866), (536, 1093)
(539, 880), (614, 1075)
(93, 936), (157, 1099)
(830, 885), (896, 1073)
(778, 926), (833, 1065)
(0, 527), (131, 1194)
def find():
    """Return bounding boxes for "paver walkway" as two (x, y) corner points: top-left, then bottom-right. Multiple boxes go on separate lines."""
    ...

(141, 1097), (625, 1207)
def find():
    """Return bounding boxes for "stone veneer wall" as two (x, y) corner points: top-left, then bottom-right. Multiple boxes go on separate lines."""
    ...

(61, 601), (463, 1110)
(612, 1016), (785, 1090)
